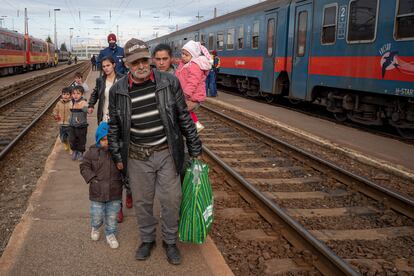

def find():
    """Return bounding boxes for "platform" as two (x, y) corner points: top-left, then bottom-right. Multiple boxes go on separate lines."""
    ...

(0, 70), (233, 276)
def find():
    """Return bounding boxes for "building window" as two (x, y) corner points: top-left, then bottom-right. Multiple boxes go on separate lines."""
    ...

(227, 28), (235, 50)
(266, 18), (275, 56)
(347, 0), (378, 43)
(217, 31), (224, 50)
(208, 33), (214, 50)
(252, 21), (259, 49)
(322, 5), (337, 44)
(395, 0), (414, 40)
(195, 33), (199, 42)
(238, 25), (244, 49)
(201, 34), (206, 46)
(296, 11), (308, 57)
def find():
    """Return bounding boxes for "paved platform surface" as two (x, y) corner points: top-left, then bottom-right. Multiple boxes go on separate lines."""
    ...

(0, 71), (232, 276)
(207, 93), (414, 172)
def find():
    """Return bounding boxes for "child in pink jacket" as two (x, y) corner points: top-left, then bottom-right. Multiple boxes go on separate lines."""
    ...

(175, 40), (211, 132)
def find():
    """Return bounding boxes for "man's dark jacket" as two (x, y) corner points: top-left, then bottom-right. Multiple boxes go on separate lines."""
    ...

(97, 45), (126, 74)
(80, 146), (123, 202)
(107, 70), (202, 174)
(88, 72), (124, 123)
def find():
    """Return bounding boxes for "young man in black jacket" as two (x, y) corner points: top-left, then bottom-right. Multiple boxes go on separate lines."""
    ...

(107, 38), (202, 265)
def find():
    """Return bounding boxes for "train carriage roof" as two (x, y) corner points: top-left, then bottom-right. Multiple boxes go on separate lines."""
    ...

(0, 27), (25, 39)
(147, 0), (291, 43)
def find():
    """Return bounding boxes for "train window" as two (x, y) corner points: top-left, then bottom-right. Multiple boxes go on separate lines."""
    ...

(266, 18), (275, 56)
(322, 4), (337, 44)
(227, 28), (235, 50)
(0, 34), (5, 49)
(217, 31), (224, 50)
(208, 33), (214, 50)
(252, 21), (259, 49)
(394, 0), (414, 40)
(296, 11), (308, 57)
(238, 25), (244, 49)
(201, 34), (206, 46)
(347, 0), (379, 43)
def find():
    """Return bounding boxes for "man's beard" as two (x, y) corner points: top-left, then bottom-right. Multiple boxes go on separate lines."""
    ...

(132, 69), (150, 79)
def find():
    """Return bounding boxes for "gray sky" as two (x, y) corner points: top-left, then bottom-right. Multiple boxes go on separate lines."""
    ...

(0, 0), (263, 48)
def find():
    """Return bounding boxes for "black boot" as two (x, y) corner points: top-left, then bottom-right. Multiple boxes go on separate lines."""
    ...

(163, 241), (181, 265)
(135, 241), (156, 260)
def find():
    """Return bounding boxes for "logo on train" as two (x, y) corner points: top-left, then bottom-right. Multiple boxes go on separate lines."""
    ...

(379, 43), (414, 79)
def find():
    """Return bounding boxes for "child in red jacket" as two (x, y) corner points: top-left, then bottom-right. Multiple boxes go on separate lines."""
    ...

(175, 40), (211, 132)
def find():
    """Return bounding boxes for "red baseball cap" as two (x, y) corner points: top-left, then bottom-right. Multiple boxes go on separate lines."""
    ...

(107, 33), (117, 42)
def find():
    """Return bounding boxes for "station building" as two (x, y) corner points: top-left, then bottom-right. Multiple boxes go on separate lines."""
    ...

(71, 43), (105, 60)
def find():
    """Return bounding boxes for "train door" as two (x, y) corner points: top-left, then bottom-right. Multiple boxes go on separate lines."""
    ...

(262, 11), (278, 93)
(290, 3), (312, 99)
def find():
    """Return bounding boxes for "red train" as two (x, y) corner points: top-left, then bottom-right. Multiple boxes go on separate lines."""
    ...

(0, 27), (56, 76)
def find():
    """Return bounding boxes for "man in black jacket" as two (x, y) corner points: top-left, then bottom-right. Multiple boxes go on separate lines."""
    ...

(107, 38), (202, 265)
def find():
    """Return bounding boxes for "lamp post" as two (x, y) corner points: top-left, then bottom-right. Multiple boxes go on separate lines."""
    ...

(54, 9), (61, 49)
(69, 27), (74, 52)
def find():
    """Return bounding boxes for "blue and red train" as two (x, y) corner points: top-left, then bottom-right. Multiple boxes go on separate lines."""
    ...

(147, 0), (414, 137)
(0, 27), (57, 76)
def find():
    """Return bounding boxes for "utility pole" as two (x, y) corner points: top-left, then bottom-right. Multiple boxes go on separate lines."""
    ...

(196, 11), (203, 21)
(116, 25), (119, 43)
(214, 7), (217, 18)
(69, 27), (74, 52)
(24, 8), (28, 35)
(54, 8), (61, 49)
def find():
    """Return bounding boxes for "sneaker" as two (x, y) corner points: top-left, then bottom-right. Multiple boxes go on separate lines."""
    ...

(162, 241), (181, 265)
(91, 228), (100, 241)
(71, 150), (78, 161)
(106, 234), (119, 249)
(126, 194), (133, 209)
(195, 121), (205, 133)
(135, 241), (156, 260)
(117, 208), (124, 223)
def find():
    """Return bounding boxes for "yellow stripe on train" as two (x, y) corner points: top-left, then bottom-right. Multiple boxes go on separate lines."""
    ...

(0, 55), (25, 64)
(29, 54), (48, 63)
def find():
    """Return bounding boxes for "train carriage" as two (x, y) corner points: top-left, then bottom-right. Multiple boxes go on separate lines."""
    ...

(26, 36), (49, 70)
(0, 27), (26, 76)
(292, 0), (414, 135)
(147, 0), (414, 137)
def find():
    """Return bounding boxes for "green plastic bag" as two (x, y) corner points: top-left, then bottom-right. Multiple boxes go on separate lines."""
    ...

(178, 159), (214, 244)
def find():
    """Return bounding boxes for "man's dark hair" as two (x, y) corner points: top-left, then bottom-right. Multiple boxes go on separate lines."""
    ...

(101, 56), (115, 64)
(152, 43), (172, 57)
(74, 72), (83, 79)
(72, 85), (85, 94)
(61, 87), (71, 94)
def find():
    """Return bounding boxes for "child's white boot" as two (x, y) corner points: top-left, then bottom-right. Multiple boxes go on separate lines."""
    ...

(91, 228), (100, 241)
(106, 234), (119, 249)
(196, 121), (205, 132)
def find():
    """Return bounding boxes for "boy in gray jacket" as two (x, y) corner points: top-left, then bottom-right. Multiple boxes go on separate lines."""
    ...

(80, 122), (123, 249)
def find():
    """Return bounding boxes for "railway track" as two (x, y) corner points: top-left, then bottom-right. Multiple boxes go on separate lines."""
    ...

(0, 63), (89, 160)
(219, 88), (414, 144)
(198, 106), (414, 275)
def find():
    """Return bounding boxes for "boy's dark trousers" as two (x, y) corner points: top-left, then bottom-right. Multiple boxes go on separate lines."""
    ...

(69, 126), (87, 152)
